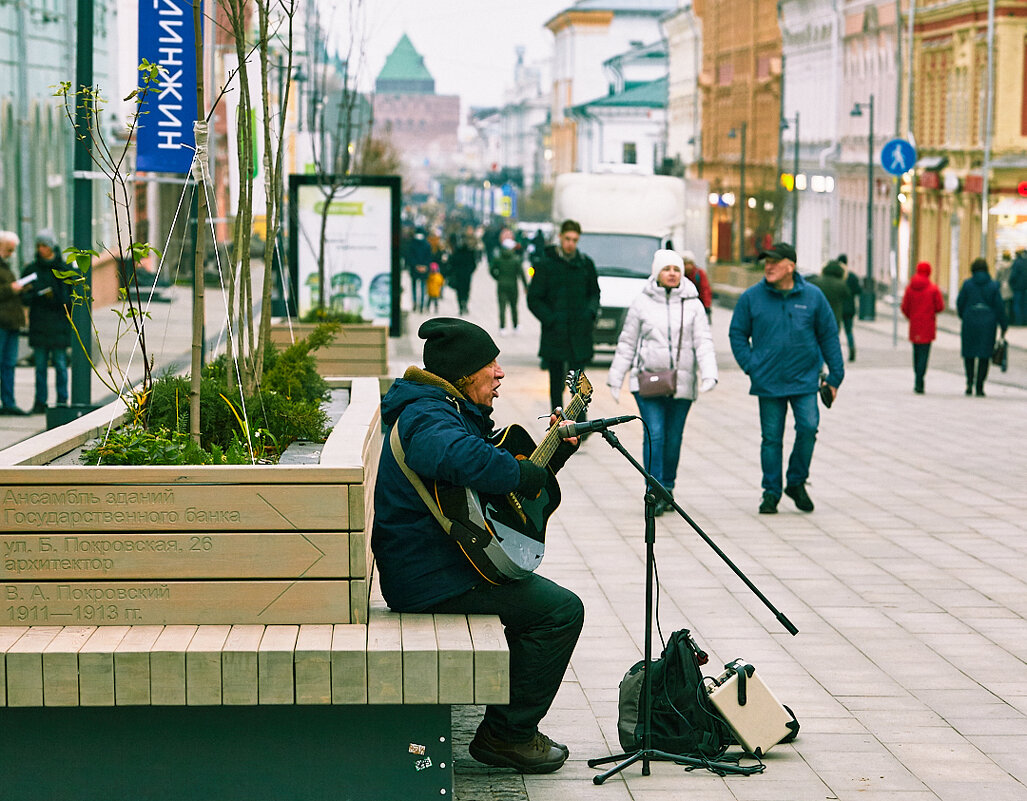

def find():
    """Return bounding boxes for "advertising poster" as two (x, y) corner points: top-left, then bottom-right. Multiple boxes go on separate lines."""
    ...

(289, 175), (401, 333)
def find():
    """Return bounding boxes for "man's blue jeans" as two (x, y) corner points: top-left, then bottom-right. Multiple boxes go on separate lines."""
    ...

(0, 327), (19, 409)
(633, 392), (693, 493)
(34, 347), (68, 407)
(758, 393), (819, 497)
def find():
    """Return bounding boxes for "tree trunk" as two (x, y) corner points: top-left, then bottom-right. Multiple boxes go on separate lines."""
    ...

(190, 0), (207, 444)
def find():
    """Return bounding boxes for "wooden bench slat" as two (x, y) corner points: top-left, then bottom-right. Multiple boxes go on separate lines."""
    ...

(7, 626), (63, 706)
(468, 616), (510, 705)
(331, 623), (367, 704)
(150, 624), (197, 705)
(42, 625), (95, 707)
(222, 624), (264, 706)
(258, 625), (299, 704)
(434, 614), (475, 704)
(0, 626), (29, 706)
(366, 609), (402, 704)
(295, 624), (333, 704)
(114, 625), (163, 706)
(78, 626), (130, 706)
(400, 614), (439, 704)
(186, 625), (231, 705)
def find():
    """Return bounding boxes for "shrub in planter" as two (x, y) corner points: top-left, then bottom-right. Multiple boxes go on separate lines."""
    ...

(84, 323), (339, 465)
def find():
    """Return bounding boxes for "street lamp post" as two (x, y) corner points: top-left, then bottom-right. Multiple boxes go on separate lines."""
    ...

(851, 95), (876, 321)
(729, 123), (747, 262)
(781, 113), (800, 244)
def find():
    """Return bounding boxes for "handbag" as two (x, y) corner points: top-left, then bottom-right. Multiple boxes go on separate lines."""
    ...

(992, 337), (1008, 372)
(636, 301), (685, 398)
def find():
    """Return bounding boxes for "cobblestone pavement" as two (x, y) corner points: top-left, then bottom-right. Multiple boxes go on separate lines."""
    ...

(4, 265), (1027, 801)
(393, 268), (1027, 801)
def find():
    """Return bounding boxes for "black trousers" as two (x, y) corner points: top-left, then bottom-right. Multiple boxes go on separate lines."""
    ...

(964, 357), (989, 390)
(546, 359), (587, 415)
(497, 286), (519, 329)
(426, 574), (584, 742)
(912, 343), (931, 388)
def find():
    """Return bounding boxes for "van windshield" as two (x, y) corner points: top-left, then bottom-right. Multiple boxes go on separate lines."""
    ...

(577, 234), (662, 278)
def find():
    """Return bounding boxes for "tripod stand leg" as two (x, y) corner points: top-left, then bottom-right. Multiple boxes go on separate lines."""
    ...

(589, 749), (646, 785)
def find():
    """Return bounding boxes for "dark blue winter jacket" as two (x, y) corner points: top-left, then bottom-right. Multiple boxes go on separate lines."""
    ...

(371, 368), (522, 611)
(728, 273), (845, 397)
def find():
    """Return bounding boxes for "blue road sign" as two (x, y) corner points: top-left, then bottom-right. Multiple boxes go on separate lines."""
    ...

(880, 138), (917, 176)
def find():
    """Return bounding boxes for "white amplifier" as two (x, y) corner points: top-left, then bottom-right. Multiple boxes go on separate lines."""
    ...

(707, 660), (797, 757)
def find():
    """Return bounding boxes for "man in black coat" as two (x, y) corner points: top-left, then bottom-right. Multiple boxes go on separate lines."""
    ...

(527, 219), (600, 413)
(1009, 248), (1027, 325)
(25, 229), (72, 413)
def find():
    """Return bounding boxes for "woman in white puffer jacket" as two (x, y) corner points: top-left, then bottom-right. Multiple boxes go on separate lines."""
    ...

(607, 249), (718, 514)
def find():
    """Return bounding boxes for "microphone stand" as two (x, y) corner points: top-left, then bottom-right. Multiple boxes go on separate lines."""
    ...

(586, 427), (797, 785)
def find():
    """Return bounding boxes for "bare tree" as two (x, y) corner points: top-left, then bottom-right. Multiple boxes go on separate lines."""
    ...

(304, 0), (374, 312)
(212, 0), (297, 398)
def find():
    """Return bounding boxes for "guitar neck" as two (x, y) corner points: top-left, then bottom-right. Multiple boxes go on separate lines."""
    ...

(529, 392), (587, 468)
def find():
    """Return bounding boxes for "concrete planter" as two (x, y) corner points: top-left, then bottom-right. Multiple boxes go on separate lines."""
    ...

(0, 377), (384, 626)
(270, 321), (388, 377)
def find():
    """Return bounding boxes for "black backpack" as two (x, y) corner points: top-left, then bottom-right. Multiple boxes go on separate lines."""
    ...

(617, 629), (731, 758)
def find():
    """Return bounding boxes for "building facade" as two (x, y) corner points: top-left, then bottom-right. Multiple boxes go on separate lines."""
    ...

(778, 0), (845, 270)
(545, 0), (676, 176)
(911, 0), (1027, 304)
(372, 34), (460, 196)
(0, 1), (118, 260)
(836, 0), (901, 299)
(693, 0), (784, 262)
(568, 42), (668, 173)
(661, 4), (703, 175)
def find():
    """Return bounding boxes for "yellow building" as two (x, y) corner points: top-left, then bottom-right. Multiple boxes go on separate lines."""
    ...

(693, 0), (783, 262)
(911, 0), (1027, 301)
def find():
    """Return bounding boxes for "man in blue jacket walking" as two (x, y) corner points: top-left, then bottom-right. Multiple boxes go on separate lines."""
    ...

(729, 242), (844, 514)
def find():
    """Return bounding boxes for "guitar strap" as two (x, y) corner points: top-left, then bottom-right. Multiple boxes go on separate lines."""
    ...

(389, 423), (455, 535)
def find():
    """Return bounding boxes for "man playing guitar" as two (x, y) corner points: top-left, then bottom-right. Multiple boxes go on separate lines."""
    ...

(372, 317), (583, 774)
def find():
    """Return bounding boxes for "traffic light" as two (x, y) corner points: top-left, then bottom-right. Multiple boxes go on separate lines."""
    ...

(1018, 181), (1027, 197)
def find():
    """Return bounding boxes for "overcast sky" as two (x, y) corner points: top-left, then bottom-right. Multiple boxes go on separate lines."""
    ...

(326, 0), (569, 110)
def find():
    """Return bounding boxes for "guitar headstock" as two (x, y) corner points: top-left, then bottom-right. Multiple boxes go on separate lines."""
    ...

(565, 370), (594, 404)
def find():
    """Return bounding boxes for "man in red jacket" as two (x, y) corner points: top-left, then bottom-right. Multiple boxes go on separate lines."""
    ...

(681, 250), (713, 320)
(900, 261), (945, 394)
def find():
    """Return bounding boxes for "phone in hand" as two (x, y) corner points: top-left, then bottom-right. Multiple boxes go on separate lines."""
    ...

(818, 374), (833, 409)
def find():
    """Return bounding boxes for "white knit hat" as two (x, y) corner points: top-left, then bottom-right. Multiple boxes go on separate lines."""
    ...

(651, 249), (684, 279)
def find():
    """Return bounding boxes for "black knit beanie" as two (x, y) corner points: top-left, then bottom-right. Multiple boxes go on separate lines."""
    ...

(418, 317), (499, 384)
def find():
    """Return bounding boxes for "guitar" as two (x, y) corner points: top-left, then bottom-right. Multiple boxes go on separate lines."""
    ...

(432, 370), (594, 584)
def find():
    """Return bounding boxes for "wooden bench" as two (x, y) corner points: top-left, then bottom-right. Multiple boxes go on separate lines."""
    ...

(0, 377), (510, 800)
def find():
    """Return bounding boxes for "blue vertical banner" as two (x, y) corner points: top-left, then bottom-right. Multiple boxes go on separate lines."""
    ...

(137, 0), (201, 174)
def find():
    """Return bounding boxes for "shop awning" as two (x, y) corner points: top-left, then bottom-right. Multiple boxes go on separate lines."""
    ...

(989, 197), (1027, 216)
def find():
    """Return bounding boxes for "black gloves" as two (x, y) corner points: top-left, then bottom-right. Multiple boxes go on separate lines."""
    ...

(516, 459), (548, 498)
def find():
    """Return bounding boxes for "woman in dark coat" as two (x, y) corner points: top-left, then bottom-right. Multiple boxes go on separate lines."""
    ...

(25, 230), (72, 413)
(956, 257), (1007, 397)
(446, 226), (480, 316)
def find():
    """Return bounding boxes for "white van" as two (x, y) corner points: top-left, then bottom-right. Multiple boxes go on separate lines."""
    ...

(552, 172), (709, 347)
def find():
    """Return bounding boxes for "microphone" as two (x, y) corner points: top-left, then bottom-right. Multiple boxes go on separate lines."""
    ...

(559, 415), (635, 438)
